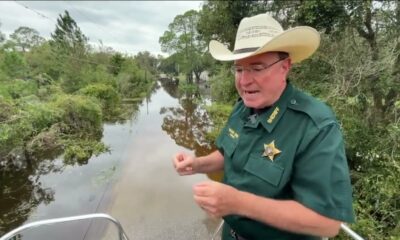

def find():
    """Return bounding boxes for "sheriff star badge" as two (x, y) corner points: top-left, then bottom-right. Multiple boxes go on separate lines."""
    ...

(263, 140), (281, 161)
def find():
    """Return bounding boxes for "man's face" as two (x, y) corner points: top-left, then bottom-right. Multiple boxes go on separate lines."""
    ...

(233, 52), (291, 109)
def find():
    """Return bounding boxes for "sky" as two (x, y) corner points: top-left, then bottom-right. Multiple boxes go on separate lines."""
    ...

(0, 1), (203, 56)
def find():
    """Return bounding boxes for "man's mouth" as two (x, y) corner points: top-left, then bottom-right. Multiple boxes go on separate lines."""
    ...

(244, 90), (260, 95)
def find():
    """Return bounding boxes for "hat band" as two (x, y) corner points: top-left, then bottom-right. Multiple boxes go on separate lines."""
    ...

(233, 47), (259, 54)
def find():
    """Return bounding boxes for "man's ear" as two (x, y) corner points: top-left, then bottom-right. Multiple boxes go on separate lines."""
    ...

(280, 58), (292, 82)
(282, 58), (292, 72)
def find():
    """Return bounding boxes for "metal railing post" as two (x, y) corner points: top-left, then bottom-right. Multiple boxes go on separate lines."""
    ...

(0, 213), (129, 240)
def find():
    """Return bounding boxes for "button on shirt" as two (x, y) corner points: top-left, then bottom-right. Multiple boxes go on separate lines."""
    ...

(216, 83), (354, 240)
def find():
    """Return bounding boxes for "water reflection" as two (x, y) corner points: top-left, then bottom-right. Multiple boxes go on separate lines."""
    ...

(0, 159), (59, 235)
(160, 95), (214, 157)
(159, 78), (181, 99)
(160, 79), (223, 182)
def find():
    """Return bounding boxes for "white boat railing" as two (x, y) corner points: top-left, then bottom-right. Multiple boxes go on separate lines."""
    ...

(339, 223), (364, 240)
(1, 214), (364, 240)
(0, 213), (129, 240)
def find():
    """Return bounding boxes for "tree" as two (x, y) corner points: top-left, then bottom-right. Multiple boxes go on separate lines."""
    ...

(0, 51), (27, 78)
(158, 52), (181, 77)
(134, 51), (158, 74)
(198, 1), (265, 49)
(0, 22), (5, 44)
(159, 10), (207, 83)
(10, 27), (44, 52)
(50, 10), (89, 91)
(109, 53), (125, 76)
(50, 10), (88, 56)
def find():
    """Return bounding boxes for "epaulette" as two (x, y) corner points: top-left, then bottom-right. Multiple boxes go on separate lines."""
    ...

(287, 89), (337, 129)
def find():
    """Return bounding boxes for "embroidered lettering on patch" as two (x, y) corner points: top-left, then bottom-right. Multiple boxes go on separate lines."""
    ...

(228, 128), (239, 139)
(267, 107), (280, 124)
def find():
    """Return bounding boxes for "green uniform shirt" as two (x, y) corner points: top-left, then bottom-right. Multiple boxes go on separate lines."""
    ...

(216, 83), (354, 240)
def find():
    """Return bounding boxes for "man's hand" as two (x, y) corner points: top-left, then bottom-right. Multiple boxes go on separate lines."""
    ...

(173, 152), (196, 175)
(193, 181), (240, 218)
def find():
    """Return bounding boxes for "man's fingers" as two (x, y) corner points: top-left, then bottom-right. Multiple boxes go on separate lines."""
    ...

(176, 160), (190, 171)
(193, 181), (219, 195)
(194, 195), (219, 216)
(175, 152), (185, 161)
(179, 168), (195, 176)
(194, 195), (210, 207)
(193, 183), (210, 196)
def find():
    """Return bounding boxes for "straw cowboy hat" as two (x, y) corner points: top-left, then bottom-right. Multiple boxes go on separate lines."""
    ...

(209, 13), (320, 63)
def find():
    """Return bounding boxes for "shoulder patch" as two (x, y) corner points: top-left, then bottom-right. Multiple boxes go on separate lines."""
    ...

(288, 89), (336, 129)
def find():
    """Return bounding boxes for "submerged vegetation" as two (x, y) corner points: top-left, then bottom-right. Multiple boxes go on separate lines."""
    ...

(0, 10), (157, 169)
(0, 10), (159, 235)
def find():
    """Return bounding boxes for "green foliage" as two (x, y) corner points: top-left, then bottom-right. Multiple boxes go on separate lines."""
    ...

(0, 51), (27, 78)
(198, 1), (264, 48)
(116, 59), (154, 98)
(0, 100), (60, 158)
(135, 51), (158, 74)
(204, 103), (233, 141)
(50, 10), (88, 56)
(60, 60), (88, 93)
(54, 94), (102, 137)
(159, 10), (208, 83)
(158, 52), (180, 76)
(0, 97), (15, 122)
(49, 10), (89, 84)
(63, 139), (108, 165)
(10, 26), (44, 52)
(33, 73), (54, 87)
(295, 0), (349, 34)
(22, 100), (61, 132)
(25, 42), (60, 79)
(178, 82), (197, 94)
(0, 9), (152, 174)
(209, 65), (238, 104)
(0, 79), (38, 99)
(0, 68), (9, 82)
(78, 83), (121, 118)
(25, 123), (65, 159)
(81, 64), (115, 86)
(110, 53), (125, 76)
(0, 22), (5, 43)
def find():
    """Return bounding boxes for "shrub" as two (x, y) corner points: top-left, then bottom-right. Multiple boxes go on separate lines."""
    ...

(3, 79), (38, 99)
(63, 139), (108, 165)
(78, 83), (121, 117)
(209, 66), (238, 104)
(54, 94), (102, 137)
(205, 103), (233, 141)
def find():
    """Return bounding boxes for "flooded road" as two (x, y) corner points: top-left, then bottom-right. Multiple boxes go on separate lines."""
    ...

(101, 82), (219, 240)
(1, 80), (221, 240)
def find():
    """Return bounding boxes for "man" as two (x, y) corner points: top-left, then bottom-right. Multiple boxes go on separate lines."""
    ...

(173, 13), (354, 240)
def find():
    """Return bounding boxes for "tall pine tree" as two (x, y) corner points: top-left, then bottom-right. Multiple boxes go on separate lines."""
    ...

(50, 10), (88, 56)
(50, 10), (89, 92)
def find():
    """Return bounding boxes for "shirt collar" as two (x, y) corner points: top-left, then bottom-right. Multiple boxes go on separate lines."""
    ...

(238, 83), (295, 132)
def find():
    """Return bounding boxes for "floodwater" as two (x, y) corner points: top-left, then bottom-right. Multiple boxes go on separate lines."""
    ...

(0, 80), (222, 240)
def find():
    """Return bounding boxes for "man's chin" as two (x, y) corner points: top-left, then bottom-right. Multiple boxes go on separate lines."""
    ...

(243, 100), (261, 109)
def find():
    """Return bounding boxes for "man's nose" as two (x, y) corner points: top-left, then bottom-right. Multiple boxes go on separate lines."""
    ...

(238, 70), (253, 85)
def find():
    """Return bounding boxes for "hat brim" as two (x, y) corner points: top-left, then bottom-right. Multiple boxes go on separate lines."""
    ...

(209, 26), (320, 63)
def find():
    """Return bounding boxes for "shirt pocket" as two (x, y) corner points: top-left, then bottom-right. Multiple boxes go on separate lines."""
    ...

(244, 153), (284, 187)
(220, 133), (239, 157)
